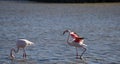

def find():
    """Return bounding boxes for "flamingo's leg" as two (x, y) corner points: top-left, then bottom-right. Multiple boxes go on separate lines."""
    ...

(76, 47), (79, 59)
(80, 46), (86, 60)
(23, 48), (26, 59)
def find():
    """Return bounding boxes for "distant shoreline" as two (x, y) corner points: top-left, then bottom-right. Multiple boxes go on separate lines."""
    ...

(0, 1), (120, 4)
(0, 0), (120, 3)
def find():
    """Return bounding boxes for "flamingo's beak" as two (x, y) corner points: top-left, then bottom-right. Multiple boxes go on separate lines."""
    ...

(63, 30), (69, 35)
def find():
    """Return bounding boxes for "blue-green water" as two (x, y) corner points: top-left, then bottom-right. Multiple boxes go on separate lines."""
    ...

(0, 1), (120, 64)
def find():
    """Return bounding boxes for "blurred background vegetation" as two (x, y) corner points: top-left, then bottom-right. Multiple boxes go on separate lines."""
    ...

(28, 0), (120, 3)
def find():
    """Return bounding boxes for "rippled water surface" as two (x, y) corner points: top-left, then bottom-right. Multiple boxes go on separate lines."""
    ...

(0, 1), (120, 64)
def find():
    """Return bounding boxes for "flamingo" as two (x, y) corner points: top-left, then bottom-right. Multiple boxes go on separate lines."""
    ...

(10, 39), (34, 59)
(63, 30), (87, 59)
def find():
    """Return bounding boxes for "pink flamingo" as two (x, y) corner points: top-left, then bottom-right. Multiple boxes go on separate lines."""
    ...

(63, 30), (87, 59)
(10, 39), (34, 59)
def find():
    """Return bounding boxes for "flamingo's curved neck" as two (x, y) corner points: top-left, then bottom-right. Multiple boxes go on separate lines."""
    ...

(66, 33), (73, 46)
(12, 47), (19, 53)
(67, 33), (70, 43)
(10, 47), (19, 58)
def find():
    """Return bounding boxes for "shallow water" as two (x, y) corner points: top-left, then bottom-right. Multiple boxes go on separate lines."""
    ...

(0, 1), (120, 64)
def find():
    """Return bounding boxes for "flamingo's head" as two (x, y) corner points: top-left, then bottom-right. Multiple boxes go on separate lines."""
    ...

(10, 48), (15, 60)
(63, 30), (71, 35)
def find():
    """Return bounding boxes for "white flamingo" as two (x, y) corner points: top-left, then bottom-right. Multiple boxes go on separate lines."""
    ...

(10, 39), (34, 59)
(63, 30), (87, 59)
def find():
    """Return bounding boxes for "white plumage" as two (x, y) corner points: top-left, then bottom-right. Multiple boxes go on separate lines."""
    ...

(17, 39), (34, 48)
(10, 39), (34, 59)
